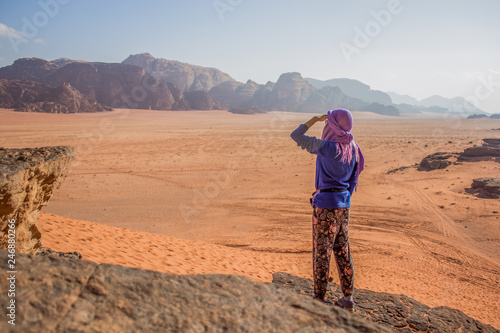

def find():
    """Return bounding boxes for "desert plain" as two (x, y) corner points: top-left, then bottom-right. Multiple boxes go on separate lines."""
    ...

(1, 108), (499, 328)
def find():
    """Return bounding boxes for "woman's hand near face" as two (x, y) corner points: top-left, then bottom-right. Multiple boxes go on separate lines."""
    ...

(305, 114), (328, 128)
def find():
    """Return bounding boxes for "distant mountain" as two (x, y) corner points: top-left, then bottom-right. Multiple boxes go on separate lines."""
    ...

(122, 53), (235, 92)
(306, 78), (392, 105)
(0, 79), (110, 113)
(420, 95), (486, 114)
(207, 72), (398, 115)
(0, 57), (397, 115)
(387, 92), (420, 106)
(0, 58), (224, 111)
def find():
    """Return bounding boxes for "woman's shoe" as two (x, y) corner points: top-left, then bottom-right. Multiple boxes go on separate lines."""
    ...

(312, 296), (326, 303)
(334, 296), (354, 312)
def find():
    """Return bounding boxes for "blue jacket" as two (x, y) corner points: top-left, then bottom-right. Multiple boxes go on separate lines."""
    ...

(290, 124), (358, 208)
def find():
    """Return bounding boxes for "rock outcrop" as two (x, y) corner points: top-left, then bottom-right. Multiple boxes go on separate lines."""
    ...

(0, 250), (390, 333)
(36, 246), (83, 260)
(122, 53), (236, 92)
(467, 114), (489, 119)
(0, 79), (111, 113)
(417, 152), (455, 171)
(466, 178), (500, 199)
(0, 146), (74, 254)
(228, 106), (267, 114)
(272, 272), (499, 333)
(458, 138), (500, 162)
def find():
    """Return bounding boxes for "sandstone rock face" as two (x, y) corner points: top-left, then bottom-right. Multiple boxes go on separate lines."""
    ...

(417, 152), (455, 171)
(122, 53), (236, 92)
(0, 251), (391, 333)
(45, 62), (193, 110)
(467, 178), (500, 199)
(273, 272), (499, 333)
(0, 80), (111, 113)
(0, 146), (74, 254)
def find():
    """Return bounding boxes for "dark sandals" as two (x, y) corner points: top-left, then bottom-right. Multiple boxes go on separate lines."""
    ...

(334, 297), (355, 312)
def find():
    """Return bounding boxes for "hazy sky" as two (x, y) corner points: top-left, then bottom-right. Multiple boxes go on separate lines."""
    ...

(0, 0), (499, 112)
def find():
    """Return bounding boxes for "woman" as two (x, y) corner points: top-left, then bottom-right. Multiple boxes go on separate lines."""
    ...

(290, 109), (364, 312)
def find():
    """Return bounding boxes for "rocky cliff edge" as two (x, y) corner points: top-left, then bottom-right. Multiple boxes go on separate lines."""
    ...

(0, 146), (74, 254)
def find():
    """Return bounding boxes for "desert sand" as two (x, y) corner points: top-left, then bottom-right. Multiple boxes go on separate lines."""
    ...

(1, 108), (499, 328)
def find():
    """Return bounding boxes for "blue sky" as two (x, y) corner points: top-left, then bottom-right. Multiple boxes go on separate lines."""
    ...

(0, 0), (499, 112)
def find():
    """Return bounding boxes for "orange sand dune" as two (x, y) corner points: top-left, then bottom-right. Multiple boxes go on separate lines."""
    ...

(38, 212), (306, 281)
(2, 108), (500, 328)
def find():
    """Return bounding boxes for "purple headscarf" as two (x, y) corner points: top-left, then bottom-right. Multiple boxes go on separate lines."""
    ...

(321, 109), (365, 190)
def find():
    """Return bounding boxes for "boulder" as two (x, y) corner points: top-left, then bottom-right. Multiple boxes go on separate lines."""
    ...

(417, 152), (454, 171)
(272, 272), (499, 333)
(466, 178), (500, 199)
(0, 146), (74, 254)
(0, 250), (390, 333)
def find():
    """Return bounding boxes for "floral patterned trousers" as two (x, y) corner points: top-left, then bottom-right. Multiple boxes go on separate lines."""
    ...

(312, 206), (354, 300)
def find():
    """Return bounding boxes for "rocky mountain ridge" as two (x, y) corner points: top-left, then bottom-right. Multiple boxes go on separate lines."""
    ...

(0, 58), (218, 111)
(1, 54), (485, 115)
(387, 91), (487, 114)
